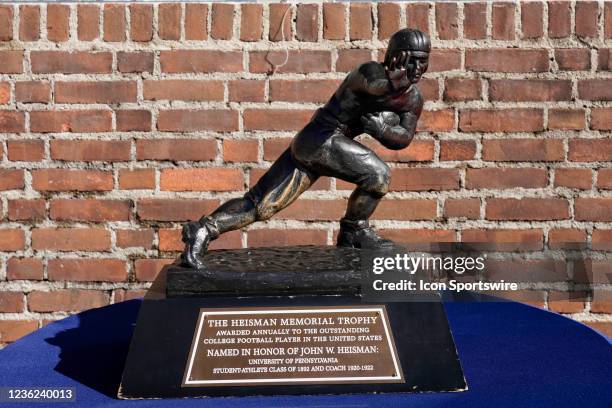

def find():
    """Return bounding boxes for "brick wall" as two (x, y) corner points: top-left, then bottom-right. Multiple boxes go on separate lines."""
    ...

(0, 1), (611, 345)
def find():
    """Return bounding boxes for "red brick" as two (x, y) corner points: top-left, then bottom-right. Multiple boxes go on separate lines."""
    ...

(575, 198), (612, 221)
(390, 168), (460, 191)
(555, 49), (591, 71)
(548, 1), (571, 38)
(379, 229), (455, 245)
(569, 139), (612, 162)
(50, 199), (130, 222)
(7, 258), (43, 280)
(0, 111), (25, 133)
(77, 5), (99, 41)
(336, 49), (372, 72)
(549, 109), (585, 130)
(136, 139), (216, 161)
(135, 259), (173, 282)
(157, 110), (238, 132)
(578, 80), (612, 101)
(185, 4), (207, 40)
(0, 6), (13, 41)
(485, 290), (546, 308)
(606, 2), (612, 38)
(103, 4), (125, 42)
(252, 167), (330, 190)
(8, 199), (45, 221)
(130, 4), (152, 42)
(161, 50), (242, 73)
(362, 139), (434, 163)
(487, 198), (569, 221)
(31, 51), (112, 74)
(137, 198), (219, 222)
(32, 169), (113, 191)
(444, 198), (480, 220)
(6, 140), (45, 161)
(574, 260), (612, 284)
(296, 4), (317, 42)
(32, 228), (110, 251)
(48, 259), (126, 282)
(228, 80), (265, 102)
(269, 3), (292, 41)
(460, 109), (544, 132)
(549, 291), (587, 314)
(160, 168), (242, 192)
(224, 139), (258, 163)
(485, 259), (567, 283)
(549, 228), (587, 250)
(15, 81), (50, 103)
(591, 108), (612, 131)
(462, 229), (544, 251)
(116, 110), (151, 132)
(521, 1), (543, 38)
(158, 229), (182, 252)
(56, 81), (136, 104)
(575, 1), (598, 38)
(240, 4), (262, 41)
(440, 140), (476, 161)
(0, 82), (8, 104)
(597, 169), (612, 189)
(444, 78), (480, 101)
(270, 79), (341, 103)
(323, 3), (345, 40)
(490, 79), (572, 102)
(51, 140), (129, 162)
(263, 138), (293, 160)
(274, 199), (345, 221)
(0, 320), (38, 342)
(434, 3), (458, 40)
(466, 49), (549, 72)
(349, 3), (372, 40)
(118, 169), (155, 190)
(591, 290), (612, 314)
(464, 2), (486, 39)
(211, 3), (234, 40)
(0, 169), (24, 190)
(244, 109), (313, 131)
(378, 3), (401, 39)
(492, 2), (515, 40)
(117, 51), (154, 73)
(416, 109), (455, 132)
(158, 3), (180, 40)
(116, 229), (154, 249)
(0, 51), (23, 73)
(19, 5), (39, 41)
(47, 4), (69, 42)
(373, 200), (437, 221)
(248, 229), (327, 248)
(114, 289), (147, 303)
(418, 79), (439, 101)
(250, 50), (331, 74)
(592, 230), (612, 251)
(554, 168), (592, 189)
(0, 292), (23, 313)
(144, 80), (223, 102)
(466, 168), (548, 189)
(28, 289), (108, 312)
(598, 48), (610, 71)
(0, 229), (25, 251)
(407, 2), (430, 34)
(483, 139), (564, 161)
(428, 49), (461, 72)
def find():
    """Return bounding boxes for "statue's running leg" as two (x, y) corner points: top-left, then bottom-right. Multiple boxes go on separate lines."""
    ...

(293, 133), (393, 248)
(182, 148), (317, 268)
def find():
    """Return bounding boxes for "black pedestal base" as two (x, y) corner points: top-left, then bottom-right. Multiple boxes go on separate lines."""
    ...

(119, 268), (466, 399)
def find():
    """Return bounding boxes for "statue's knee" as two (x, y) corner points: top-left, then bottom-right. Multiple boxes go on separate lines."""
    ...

(360, 164), (390, 196)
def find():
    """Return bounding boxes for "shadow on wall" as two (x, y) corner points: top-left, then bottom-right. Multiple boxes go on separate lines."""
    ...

(44, 300), (141, 398)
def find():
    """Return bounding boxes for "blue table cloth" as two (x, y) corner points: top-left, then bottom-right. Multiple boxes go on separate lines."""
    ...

(0, 299), (610, 407)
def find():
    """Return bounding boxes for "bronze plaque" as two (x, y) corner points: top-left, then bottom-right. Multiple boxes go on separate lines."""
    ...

(183, 305), (403, 386)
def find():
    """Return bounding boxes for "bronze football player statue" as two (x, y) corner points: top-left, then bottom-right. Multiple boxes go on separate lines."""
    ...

(182, 29), (430, 269)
